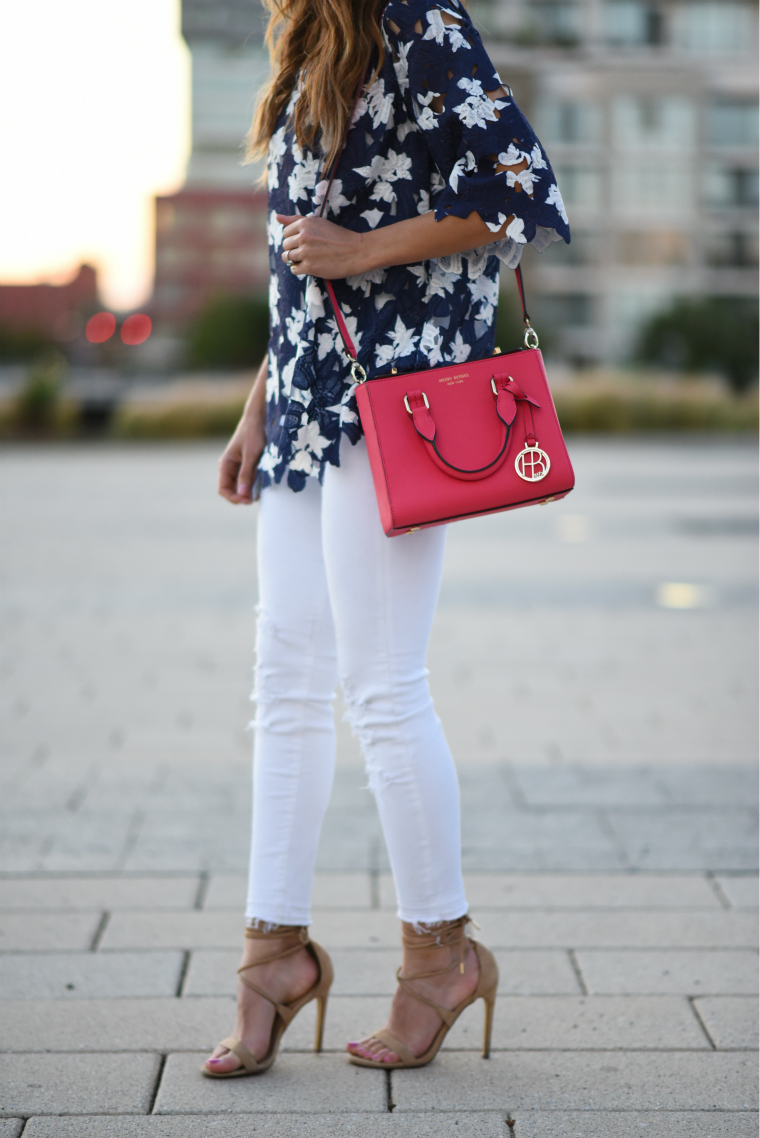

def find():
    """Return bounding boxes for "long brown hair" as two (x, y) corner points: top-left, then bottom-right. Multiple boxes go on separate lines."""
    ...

(247, 0), (386, 173)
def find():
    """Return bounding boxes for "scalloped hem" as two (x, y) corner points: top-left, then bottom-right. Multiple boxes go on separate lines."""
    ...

(434, 225), (563, 279)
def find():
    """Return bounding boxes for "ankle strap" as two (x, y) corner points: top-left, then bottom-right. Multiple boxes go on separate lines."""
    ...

(399, 914), (472, 980)
(242, 923), (310, 967)
(401, 915), (470, 951)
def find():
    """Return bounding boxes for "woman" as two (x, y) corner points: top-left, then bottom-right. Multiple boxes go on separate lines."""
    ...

(204, 0), (569, 1077)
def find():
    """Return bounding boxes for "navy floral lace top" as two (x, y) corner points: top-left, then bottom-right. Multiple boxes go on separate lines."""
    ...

(259, 0), (570, 491)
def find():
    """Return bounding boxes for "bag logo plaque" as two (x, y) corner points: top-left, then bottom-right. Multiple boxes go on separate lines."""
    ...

(515, 445), (551, 482)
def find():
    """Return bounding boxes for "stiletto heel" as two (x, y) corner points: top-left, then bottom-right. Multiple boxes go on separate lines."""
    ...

(349, 915), (499, 1070)
(314, 994), (328, 1052)
(482, 990), (496, 1058)
(202, 925), (333, 1078)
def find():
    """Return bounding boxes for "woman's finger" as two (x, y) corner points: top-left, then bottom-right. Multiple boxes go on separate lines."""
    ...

(218, 453), (244, 503)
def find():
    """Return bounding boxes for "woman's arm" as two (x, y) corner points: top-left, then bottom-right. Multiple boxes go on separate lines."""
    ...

(218, 356), (267, 505)
(278, 206), (520, 281)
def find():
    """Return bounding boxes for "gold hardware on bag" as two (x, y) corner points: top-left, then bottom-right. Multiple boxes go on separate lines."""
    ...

(391, 367), (398, 374)
(493, 347), (502, 355)
(404, 392), (429, 414)
(523, 326), (539, 350)
(350, 360), (367, 383)
(515, 445), (551, 482)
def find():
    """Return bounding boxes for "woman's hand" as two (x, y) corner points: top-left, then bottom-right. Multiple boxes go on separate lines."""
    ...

(279, 205), (526, 281)
(218, 359), (268, 504)
(278, 213), (367, 279)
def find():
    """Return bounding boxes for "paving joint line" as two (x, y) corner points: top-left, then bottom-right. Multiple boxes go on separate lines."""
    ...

(193, 872), (209, 910)
(175, 950), (191, 997)
(385, 1069), (395, 1112)
(688, 995), (718, 1050)
(567, 949), (588, 995)
(89, 911), (110, 952)
(705, 872), (733, 910)
(148, 1053), (168, 1114)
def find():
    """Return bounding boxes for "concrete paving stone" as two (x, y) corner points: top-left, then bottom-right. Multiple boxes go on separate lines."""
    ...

(694, 997), (759, 1050)
(183, 947), (581, 998)
(446, 994), (710, 1051)
(380, 873), (722, 911)
(607, 810), (759, 872)
(715, 875), (759, 909)
(153, 1051), (386, 1114)
(513, 1112), (760, 1137)
(509, 764), (667, 807)
(204, 873), (372, 911)
(655, 765), (759, 807)
(100, 910), (243, 950)
(0, 1124), (23, 1138)
(0, 997), (236, 1052)
(577, 950), (759, 996)
(391, 1051), (759, 1112)
(23, 1115), (507, 1137)
(472, 910), (759, 950)
(185, 992), (710, 1056)
(0, 950), (185, 999)
(0, 912), (102, 951)
(0, 876), (200, 911)
(0, 1051), (160, 1116)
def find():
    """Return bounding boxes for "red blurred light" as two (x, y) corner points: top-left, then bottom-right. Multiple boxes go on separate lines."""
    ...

(120, 314), (152, 345)
(85, 311), (116, 343)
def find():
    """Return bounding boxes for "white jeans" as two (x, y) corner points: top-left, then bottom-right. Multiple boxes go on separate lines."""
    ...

(246, 437), (468, 926)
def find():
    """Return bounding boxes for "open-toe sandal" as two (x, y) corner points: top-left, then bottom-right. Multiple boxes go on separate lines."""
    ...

(202, 923), (333, 1078)
(348, 914), (497, 1070)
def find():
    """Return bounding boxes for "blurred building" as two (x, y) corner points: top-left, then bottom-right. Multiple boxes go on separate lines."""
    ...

(155, 0), (758, 362)
(480, 0), (759, 362)
(0, 264), (99, 342)
(152, 0), (270, 328)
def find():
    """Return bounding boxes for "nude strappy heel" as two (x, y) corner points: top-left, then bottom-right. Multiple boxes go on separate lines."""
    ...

(202, 923), (333, 1078)
(348, 914), (498, 1069)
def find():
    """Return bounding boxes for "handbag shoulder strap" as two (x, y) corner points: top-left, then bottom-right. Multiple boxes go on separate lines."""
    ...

(316, 73), (538, 372)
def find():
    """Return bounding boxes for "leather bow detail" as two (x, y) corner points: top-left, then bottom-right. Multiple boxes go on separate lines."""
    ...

(492, 374), (541, 430)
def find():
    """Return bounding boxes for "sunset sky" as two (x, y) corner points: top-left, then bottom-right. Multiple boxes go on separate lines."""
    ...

(0, 0), (190, 309)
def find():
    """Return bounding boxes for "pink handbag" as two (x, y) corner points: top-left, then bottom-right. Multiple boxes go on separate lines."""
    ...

(324, 272), (575, 535)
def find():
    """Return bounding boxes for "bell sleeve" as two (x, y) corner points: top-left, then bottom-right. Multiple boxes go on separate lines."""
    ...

(383, 0), (571, 264)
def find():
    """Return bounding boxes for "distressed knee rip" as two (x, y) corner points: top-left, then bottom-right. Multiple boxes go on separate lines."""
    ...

(341, 677), (421, 795)
(250, 607), (336, 730)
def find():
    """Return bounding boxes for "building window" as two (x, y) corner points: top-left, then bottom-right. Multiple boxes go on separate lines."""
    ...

(613, 96), (696, 149)
(553, 166), (603, 211)
(671, 2), (755, 54)
(704, 166), (760, 209)
(613, 164), (694, 214)
(526, 2), (582, 45)
(540, 231), (598, 264)
(704, 231), (759, 266)
(707, 100), (759, 148)
(537, 100), (602, 145)
(537, 294), (594, 326)
(618, 230), (691, 264)
(605, 2), (665, 45)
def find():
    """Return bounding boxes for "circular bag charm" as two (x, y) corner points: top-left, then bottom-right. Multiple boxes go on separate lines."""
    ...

(515, 445), (551, 482)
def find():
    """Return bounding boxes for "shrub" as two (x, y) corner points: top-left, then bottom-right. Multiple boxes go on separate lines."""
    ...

(13, 351), (67, 430)
(186, 294), (270, 370)
(635, 296), (759, 393)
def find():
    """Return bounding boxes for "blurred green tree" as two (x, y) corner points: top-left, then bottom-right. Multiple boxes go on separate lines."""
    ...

(186, 294), (270, 370)
(636, 296), (759, 392)
(0, 325), (55, 362)
(14, 350), (67, 429)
